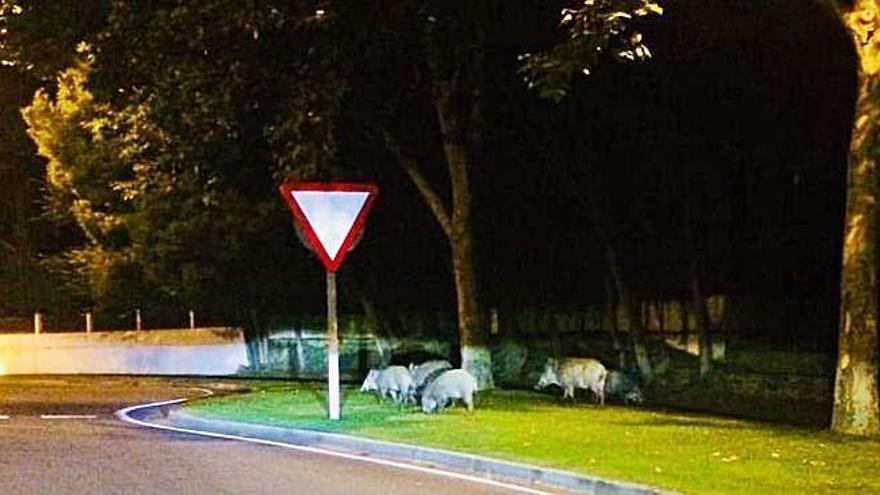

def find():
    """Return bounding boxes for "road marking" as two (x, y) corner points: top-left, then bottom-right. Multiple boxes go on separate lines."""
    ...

(0, 415), (9, 420)
(40, 414), (98, 419)
(117, 392), (553, 495)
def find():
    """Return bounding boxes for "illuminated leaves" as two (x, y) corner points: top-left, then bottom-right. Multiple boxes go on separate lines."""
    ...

(0, 0), (106, 80)
(520, 0), (663, 101)
(19, 1), (337, 310)
(845, 1), (880, 75)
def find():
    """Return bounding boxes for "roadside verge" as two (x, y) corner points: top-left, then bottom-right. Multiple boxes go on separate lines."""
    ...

(116, 397), (670, 495)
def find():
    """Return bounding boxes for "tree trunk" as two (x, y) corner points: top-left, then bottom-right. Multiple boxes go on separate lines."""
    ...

(689, 257), (713, 378)
(560, 168), (652, 381)
(832, 2), (880, 435)
(622, 289), (653, 383)
(604, 274), (625, 369)
(599, 214), (651, 382)
(680, 147), (713, 378)
(438, 87), (494, 390)
(292, 327), (306, 377)
(239, 308), (263, 372)
(381, 85), (493, 389)
(249, 308), (268, 369)
(450, 227), (493, 389)
(679, 299), (690, 346)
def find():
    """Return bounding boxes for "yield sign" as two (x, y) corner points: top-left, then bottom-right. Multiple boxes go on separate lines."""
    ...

(279, 182), (378, 272)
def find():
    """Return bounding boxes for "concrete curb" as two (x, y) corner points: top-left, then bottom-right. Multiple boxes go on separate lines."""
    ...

(140, 404), (670, 495)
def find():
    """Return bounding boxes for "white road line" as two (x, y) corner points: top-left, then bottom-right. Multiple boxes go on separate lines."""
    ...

(40, 414), (98, 419)
(0, 415), (9, 420)
(116, 394), (553, 495)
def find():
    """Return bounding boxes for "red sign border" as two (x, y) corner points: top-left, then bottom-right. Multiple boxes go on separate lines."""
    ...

(279, 182), (379, 273)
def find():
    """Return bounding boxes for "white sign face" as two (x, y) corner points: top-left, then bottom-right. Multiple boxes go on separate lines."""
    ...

(290, 190), (370, 260)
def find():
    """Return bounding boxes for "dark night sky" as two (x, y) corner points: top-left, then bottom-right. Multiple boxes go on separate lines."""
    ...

(330, 0), (857, 349)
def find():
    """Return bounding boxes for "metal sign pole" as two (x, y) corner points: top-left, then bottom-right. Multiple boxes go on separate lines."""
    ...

(327, 270), (341, 420)
(279, 182), (378, 421)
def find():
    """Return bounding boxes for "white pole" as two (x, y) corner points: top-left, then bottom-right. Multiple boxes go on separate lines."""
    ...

(327, 271), (340, 420)
(135, 309), (142, 331)
(189, 310), (195, 330)
(85, 312), (93, 334)
(34, 312), (43, 334)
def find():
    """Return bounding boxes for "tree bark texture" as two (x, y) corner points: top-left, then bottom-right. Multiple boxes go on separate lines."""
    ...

(621, 288), (653, 384)
(437, 86), (494, 390)
(833, 0), (880, 436)
(381, 87), (493, 389)
(689, 259), (713, 378)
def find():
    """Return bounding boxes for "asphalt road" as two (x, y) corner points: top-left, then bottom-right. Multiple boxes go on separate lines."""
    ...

(0, 376), (543, 495)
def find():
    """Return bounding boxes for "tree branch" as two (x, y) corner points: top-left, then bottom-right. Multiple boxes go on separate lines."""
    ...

(383, 130), (453, 239)
(435, 82), (471, 229)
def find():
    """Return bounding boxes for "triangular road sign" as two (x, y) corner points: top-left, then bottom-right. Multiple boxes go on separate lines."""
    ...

(279, 182), (378, 272)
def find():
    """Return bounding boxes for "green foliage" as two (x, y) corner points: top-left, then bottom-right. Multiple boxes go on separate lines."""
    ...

(0, 1), (107, 81)
(24, 64), (126, 239)
(17, 3), (339, 317)
(0, 2), (109, 318)
(21, 62), (136, 309)
(520, 0), (663, 101)
(18, 64), (152, 320)
(93, 1), (345, 181)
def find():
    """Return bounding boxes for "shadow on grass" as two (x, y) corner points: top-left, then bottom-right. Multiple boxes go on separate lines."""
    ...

(477, 389), (612, 412)
(611, 416), (755, 430)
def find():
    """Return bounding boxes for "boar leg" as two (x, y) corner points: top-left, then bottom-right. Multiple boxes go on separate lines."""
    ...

(591, 383), (605, 405)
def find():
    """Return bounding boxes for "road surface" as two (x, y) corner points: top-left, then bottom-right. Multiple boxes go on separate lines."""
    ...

(0, 376), (546, 495)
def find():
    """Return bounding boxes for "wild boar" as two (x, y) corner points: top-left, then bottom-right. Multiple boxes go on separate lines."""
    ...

(360, 365), (415, 405)
(604, 370), (644, 405)
(421, 368), (477, 414)
(409, 359), (453, 395)
(535, 357), (607, 405)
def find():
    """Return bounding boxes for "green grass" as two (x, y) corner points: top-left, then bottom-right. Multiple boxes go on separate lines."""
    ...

(187, 384), (880, 495)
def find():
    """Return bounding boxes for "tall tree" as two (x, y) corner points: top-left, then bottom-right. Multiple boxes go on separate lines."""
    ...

(522, 0), (662, 382)
(377, 1), (496, 388)
(831, 0), (880, 436)
(267, 1), (499, 388)
(22, 2), (326, 341)
(22, 62), (152, 316)
(0, 1), (108, 320)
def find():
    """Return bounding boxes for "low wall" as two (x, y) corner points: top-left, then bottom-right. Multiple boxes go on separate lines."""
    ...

(0, 328), (248, 376)
(261, 331), (452, 380)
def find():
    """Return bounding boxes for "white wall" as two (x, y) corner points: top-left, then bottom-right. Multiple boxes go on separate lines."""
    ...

(0, 328), (248, 375)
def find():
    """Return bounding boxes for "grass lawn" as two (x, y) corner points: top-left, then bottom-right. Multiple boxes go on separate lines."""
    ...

(186, 383), (880, 495)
